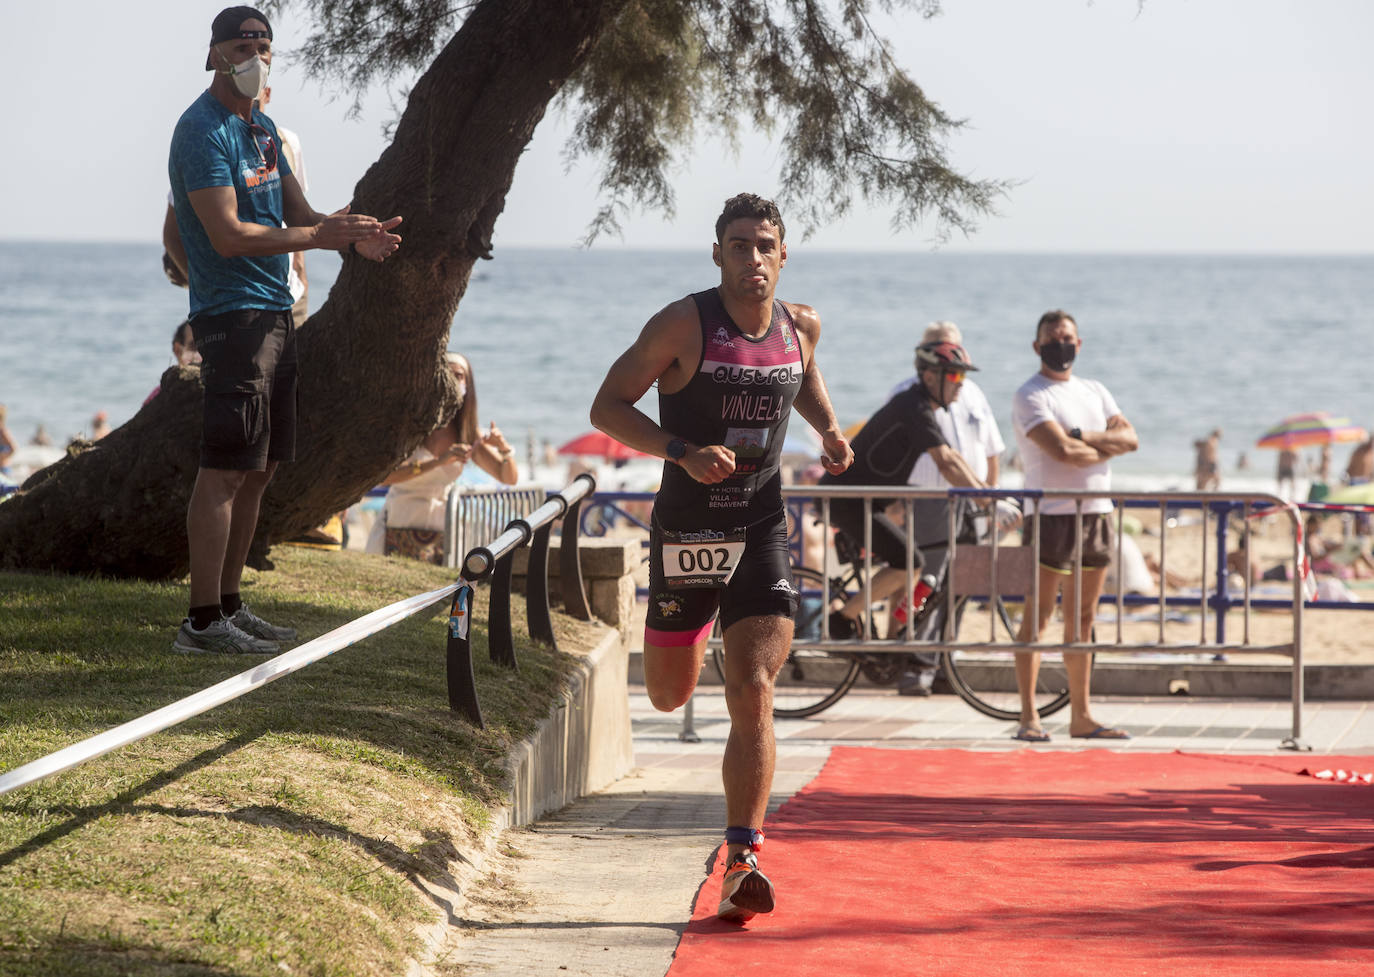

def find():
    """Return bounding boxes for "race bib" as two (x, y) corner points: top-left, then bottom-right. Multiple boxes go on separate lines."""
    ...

(661, 526), (747, 590)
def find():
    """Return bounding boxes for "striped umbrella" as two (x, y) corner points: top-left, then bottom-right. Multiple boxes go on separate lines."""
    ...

(1255, 411), (1367, 450)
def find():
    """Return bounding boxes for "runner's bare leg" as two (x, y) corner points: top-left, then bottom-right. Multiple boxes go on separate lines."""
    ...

(721, 614), (793, 856)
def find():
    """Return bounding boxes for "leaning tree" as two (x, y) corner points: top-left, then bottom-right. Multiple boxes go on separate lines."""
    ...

(0, 0), (1006, 578)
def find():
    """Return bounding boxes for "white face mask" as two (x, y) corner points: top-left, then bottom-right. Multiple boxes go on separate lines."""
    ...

(219, 48), (269, 101)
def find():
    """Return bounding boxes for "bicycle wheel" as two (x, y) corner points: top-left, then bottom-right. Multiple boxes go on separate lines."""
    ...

(939, 595), (1074, 721)
(711, 566), (861, 719)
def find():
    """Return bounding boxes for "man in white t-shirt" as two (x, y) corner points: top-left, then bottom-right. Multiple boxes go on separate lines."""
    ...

(889, 321), (1007, 694)
(1011, 309), (1137, 741)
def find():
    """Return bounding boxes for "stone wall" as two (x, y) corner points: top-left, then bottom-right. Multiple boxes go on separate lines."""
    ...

(511, 537), (639, 646)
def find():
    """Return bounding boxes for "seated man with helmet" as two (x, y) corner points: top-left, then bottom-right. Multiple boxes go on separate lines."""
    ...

(819, 341), (988, 637)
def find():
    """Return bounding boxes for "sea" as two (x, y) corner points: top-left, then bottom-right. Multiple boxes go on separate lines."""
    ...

(2, 242), (1371, 493)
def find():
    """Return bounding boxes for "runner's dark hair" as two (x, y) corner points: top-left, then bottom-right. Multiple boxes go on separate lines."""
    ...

(715, 193), (785, 243)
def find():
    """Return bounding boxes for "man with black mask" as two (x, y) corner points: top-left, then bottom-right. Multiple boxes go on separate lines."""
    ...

(1010, 309), (1138, 742)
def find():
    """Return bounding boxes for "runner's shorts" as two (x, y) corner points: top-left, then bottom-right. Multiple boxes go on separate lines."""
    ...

(645, 507), (799, 647)
(1023, 512), (1115, 572)
(190, 307), (298, 471)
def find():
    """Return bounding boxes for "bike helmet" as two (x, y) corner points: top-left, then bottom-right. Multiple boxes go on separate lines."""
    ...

(915, 341), (979, 372)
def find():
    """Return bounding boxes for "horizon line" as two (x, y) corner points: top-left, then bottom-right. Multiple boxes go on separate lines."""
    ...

(1, 238), (1370, 259)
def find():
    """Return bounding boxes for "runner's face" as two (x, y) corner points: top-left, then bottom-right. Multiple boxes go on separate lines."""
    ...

(713, 219), (786, 301)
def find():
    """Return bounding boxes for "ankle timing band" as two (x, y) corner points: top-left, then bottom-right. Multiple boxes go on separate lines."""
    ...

(725, 826), (764, 850)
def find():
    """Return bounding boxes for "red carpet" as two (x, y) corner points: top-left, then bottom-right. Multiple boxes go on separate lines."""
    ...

(670, 749), (1374, 976)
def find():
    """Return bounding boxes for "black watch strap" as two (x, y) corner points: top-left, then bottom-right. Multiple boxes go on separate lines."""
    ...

(1069, 427), (1083, 440)
(666, 438), (688, 462)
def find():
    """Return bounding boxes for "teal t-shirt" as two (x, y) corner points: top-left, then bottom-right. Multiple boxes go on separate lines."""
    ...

(169, 90), (295, 319)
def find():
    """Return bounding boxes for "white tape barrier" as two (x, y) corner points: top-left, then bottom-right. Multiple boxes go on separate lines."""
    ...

(0, 583), (460, 798)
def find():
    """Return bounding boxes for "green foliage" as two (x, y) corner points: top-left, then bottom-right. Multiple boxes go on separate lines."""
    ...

(267, 0), (1007, 242)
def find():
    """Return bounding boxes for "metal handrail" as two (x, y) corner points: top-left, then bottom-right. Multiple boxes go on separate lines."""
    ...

(444, 474), (597, 727)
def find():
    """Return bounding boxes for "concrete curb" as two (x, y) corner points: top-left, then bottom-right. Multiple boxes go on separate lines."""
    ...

(499, 624), (634, 829)
(411, 623), (633, 977)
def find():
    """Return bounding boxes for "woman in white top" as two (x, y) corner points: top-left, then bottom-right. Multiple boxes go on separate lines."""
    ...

(370, 353), (518, 563)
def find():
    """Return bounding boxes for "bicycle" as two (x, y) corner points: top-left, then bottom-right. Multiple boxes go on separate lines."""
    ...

(712, 527), (1075, 721)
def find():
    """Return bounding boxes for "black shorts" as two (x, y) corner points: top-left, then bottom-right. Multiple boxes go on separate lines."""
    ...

(828, 497), (927, 573)
(191, 307), (298, 471)
(645, 508), (799, 646)
(1023, 513), (1115, 572)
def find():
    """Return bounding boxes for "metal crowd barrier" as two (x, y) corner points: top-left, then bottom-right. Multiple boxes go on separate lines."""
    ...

(444, 482), (548, 569)
(445, 474), (597, 727)
(791, 485), (1308, 744)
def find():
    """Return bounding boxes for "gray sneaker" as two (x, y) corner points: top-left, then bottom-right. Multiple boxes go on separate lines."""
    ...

(229, 605), (298, 643)
(172, 618), (278, 655)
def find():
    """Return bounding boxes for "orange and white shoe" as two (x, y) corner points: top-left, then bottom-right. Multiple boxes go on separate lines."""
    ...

(717, 849), (775, 922)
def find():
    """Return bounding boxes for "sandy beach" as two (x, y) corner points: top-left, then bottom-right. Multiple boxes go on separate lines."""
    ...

(1106, 508), (1372, 666)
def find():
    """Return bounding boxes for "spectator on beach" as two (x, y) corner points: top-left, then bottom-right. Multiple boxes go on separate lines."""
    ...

(1305, 514), (1374, 580)
(29, 425), (53, 447)
(1011, 309), (1138, 742)
(1194, 428), (1221, 491)
(1345, 437), (1373, 485)
(367, 353), (517, 563)
(0, 405), (15, 473)
(1276, 447), (1298, 500)
(889, 320), (1007, 696)
(90, 411), (111, 440)
(589, 192), (852, 923)
(169, 5), (400, 656)
(144, 321), (201, 405)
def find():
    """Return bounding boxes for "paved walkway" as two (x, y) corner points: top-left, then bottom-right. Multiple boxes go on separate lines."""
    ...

(445, 685), (1373, 977)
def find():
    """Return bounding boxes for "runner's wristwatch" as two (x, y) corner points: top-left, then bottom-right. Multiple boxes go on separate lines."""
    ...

(666, 438), (688, 463)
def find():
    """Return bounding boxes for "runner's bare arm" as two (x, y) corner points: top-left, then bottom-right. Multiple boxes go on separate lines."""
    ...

(590, 301), (737, 484)
(1025, 420), (1112, 468)
(785, 303), (853, 475)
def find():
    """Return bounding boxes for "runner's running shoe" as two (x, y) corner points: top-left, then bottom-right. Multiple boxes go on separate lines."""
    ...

(230, 605), (298, 643)
(171, 618), (278, 655)
(717, 849), (775, 922)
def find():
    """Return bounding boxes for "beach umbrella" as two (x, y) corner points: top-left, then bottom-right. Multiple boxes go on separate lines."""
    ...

(1255, 412), (1366, 450)
(556, 431), (649, 461)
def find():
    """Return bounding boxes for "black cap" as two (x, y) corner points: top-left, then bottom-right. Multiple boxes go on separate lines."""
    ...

(205, 6), (273, 71)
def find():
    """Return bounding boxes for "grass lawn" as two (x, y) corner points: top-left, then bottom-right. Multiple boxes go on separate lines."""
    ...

(0, 546), (605, 976)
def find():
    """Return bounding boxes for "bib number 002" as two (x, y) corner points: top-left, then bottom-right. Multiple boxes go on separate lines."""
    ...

(675, 545), (734, 575)
(661, 528), (746, 590)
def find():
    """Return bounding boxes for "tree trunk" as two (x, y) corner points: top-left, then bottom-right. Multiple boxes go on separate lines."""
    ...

(0, 0), (629, 578)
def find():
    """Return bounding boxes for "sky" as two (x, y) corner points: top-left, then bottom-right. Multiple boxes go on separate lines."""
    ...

(7, 0), (1372, 252)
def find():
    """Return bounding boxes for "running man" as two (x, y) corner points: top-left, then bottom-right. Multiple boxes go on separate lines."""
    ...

(590, 193), (852, 922)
